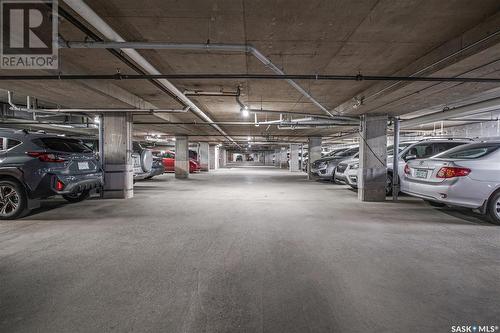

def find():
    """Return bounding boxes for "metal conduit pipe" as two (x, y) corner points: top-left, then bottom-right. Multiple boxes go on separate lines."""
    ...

(62, 0), (238, 147)
(25, 107), (190, 113)
(401, 97), (500, 129)
(3, 73), (497, 83)
(249, 109), (359, 122)
(60, 39), (335, 118)
(7, 91), (189, 114)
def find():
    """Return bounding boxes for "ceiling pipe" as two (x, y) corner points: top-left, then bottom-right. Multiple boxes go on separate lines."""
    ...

(26, 107), (190, 113)
(4, 73), (497, 83)
(183, 90), (238, 97)
(62, 0), (239, 147)
(133, 121), (357, 127)
(401, 98), (500, 129)
(61, 40), (335, 118)
(7, 91), (189, 114)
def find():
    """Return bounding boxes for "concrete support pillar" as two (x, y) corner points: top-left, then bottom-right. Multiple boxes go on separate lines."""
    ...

(289, 144), (300, 172)
(219, 148), (227, 168)
(175, 136), (189, 179)
(209, 145), (218, 170)
(199, 142), (209, 171)
(265, 151), (273, 165)
(274, 149), (281, 167)
(308, 137), (322, 180)
(358, 114), (388, 202)
(280, 148), (288, 169)
(101, 112), (133, 199)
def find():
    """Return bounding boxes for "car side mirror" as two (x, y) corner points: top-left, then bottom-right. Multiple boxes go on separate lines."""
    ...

(404, 155), (417, 162)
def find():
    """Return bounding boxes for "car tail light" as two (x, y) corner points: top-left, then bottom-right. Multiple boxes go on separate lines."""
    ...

(55, 179), (65, 191)
(27, 152), (65, 162)
(436, 167), (471, 179)
(404, 163), (410, 175)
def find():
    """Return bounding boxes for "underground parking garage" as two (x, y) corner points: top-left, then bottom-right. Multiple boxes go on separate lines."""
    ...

(1, 1), (500, 332)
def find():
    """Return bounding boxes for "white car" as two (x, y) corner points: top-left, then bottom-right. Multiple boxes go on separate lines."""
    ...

(334, 154), (359, 187)
(334, 141), (416, 190)
(401, 142), (500, 225)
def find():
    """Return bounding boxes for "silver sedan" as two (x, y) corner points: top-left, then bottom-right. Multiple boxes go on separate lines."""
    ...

(401, 142), (500, 225)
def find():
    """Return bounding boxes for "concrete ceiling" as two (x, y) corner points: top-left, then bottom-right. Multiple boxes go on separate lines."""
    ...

(0, 0), (499, 146)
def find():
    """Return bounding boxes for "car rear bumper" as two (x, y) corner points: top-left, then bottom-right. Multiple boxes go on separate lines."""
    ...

(401, 176), (489, 209)
(53, 172), (103, 194)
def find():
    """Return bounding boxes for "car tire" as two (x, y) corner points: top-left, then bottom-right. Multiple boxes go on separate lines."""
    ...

(425, 200), (446, 208)
(487, 191), (500, 225)
(140, 150), (153, 173)
(0, 180), (28, 220)
(63, 189), (90, 203)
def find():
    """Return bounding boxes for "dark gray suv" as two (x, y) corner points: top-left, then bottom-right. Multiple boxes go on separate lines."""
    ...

(0, 129), (103, 219)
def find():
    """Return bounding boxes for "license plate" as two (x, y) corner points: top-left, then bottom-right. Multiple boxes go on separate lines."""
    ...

(78, 162), (89, 170)
(415, 169), (428, 179)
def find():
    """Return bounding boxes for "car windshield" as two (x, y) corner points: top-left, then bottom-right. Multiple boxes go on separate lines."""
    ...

(34, 137), (93, 153)
(335, 147), (358, 157)
(387, 142), (413, 155)
(434, 143), (500, 159)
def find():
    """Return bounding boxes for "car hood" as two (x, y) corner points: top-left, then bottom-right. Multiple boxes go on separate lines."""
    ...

(314, 156), (346, 163)
(339, 157), (359, 165)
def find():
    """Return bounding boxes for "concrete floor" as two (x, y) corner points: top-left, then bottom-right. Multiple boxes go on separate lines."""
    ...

(1, 167), (499, 333)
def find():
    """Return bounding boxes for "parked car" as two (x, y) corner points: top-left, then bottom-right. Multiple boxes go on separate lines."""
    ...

(334, 141), (416, 189)
(310, 146), (359, 180)
(0, 129), (103, 219)
(147, 156), (165, 179)
(390, 138), (473, 194)
(401, 141), (500, 224)
(334, 153), (359, 186)
(152, 150), (201, 173)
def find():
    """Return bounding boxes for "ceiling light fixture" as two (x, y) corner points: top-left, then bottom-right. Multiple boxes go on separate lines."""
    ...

(241, 105), (250, 117)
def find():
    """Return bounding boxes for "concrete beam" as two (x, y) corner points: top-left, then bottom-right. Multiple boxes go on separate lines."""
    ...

(358, 115), (388, 202)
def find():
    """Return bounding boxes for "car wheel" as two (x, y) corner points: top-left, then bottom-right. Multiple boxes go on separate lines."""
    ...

(0, 180), (28, 220)
(386, 173), (393, 196)
(63, 189), (90, 203)
(424, 200), (446, 208)
(487, 191), (500, 225)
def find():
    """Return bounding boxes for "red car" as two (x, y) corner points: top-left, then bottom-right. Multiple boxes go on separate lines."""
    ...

(153, 150), (201, 173)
